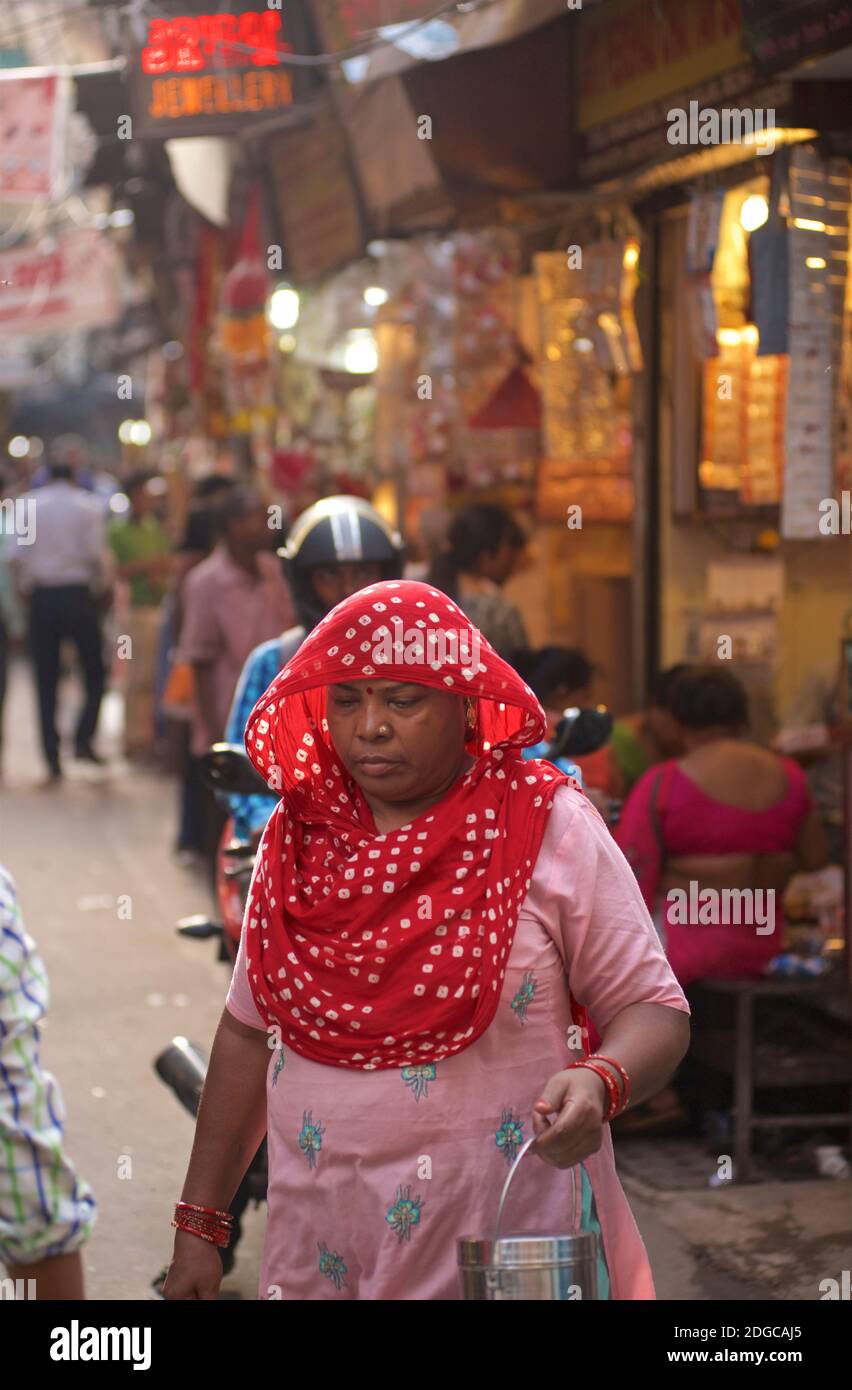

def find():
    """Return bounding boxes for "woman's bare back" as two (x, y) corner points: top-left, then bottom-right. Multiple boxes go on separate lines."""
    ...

(677, 739), (790, 811)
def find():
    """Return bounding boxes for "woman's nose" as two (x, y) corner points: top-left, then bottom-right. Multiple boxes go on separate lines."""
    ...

(356, 700), (387, 740)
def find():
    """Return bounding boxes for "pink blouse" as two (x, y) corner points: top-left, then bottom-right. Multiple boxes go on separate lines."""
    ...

(226, 783), (689, 1300)
(614, 758), (813, 986)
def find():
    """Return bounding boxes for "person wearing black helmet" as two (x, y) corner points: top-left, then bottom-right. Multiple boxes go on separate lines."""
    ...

(223, 495), (404, 841)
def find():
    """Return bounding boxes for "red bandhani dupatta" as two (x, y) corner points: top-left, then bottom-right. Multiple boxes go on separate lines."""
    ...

(242, 580), (588, 1070)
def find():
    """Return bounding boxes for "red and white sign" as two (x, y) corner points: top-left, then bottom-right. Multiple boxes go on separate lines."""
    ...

(0, 71), (69, 202)
(0, 229), (122, 338)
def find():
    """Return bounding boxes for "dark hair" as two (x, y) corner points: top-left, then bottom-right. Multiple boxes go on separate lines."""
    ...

(213, 486), (265, 538)
(193, 474), (236, 501)
(515, 645), (594, 703)
(651, 663), (692, 711)
(48, 463), (75, 481)
(428, 504), (525, 597)
(668, 666), (749, 732)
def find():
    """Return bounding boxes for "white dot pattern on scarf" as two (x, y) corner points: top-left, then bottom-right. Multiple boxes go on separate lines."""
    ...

(241, 580), (568, 1071)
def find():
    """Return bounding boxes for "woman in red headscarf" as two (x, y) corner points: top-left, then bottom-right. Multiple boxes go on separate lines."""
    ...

(163, 581), (689, 1301)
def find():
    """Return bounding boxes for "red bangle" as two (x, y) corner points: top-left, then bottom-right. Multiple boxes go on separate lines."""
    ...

(567, 1059), (625, 1122)
(172, 1201), (233, 1249)
(172, 1215), (231, 1248)
(175, 1201), (233, 1223)
(587, 1054), (632, 1110)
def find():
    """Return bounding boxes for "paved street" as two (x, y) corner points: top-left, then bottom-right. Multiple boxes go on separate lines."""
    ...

(2, 656), (848, 1301)
(2, 657), (263, 1300)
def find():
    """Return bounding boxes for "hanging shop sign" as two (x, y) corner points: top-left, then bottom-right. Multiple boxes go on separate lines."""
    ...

(576, 0), (793, 183)
(267, 96), (363, 281)
(740, 0), (852, 78)
(130, 5), (314, 138)
(0, 229), (122, 338)
(0, 71), (71, 202)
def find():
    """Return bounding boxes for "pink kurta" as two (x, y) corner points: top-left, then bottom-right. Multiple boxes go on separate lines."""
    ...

(226, 784), (689, 1300)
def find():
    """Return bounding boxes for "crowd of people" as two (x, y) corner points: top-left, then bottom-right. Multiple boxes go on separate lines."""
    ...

(0, 450), (841, 1299)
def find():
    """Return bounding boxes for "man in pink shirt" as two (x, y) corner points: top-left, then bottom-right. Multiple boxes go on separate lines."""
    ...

(178, 490), (294, 758)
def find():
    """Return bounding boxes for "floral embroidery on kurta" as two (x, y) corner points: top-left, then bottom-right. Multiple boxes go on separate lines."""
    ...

(510, 971), (537, 1025)
(400, 1063), (437, 1101)
(495, 1107), (524, 1164)
(386, 1185), (423, 1242)
(318, 1242), (347, 1290)
(298, 1110), (325, 1170)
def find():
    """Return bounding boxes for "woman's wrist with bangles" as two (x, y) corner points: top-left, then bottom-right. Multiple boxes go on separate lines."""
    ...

(172, 1200), (234, 1248)
(566, 1054), (631, 1123)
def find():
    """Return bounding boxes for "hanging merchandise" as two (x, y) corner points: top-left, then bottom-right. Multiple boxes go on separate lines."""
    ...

(534, 238), (640, 523)
(215, 184), (275, 433)
(781, 146), (850, 539)
(463, 363), (540, 492)
(742, 353), (788, 505)
(749, 150), (790, 357)
(186, 220), (229, 438)
(392, 229), (523, 491)
(700, 326), (788, 507)
(686, 189), (726, 358)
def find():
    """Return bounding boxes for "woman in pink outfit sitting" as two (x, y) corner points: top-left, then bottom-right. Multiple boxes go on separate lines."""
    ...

(615, 667), (828, 990)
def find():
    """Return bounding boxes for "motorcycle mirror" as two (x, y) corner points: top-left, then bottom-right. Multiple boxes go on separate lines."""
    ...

(202, 743), (273, 797)
(550, 706), (614, 759)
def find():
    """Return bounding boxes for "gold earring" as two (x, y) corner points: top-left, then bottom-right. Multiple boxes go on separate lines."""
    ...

(464, 699), (477, 733)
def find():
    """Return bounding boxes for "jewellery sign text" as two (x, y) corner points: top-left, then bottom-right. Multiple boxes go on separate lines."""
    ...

(131, 6), (315, 138)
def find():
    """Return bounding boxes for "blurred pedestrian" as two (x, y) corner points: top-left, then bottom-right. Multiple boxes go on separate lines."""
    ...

(176, 488), (294, 859)
(0, 467), (26, 778)
(108, 472), (172, 760)
(162, 476), (236, 865)
(428, 503), (529, 658)
(9, 441), (109, 783)
(224, 495), (405, 844)
(0, 866), (97, 1297)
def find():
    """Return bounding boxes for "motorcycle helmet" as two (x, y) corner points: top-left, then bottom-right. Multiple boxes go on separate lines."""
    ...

(279, 495), (405, 630)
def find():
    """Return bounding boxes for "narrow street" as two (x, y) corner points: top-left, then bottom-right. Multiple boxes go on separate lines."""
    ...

(6, 658), (845, 1302)
(2, 658), (263, 1300)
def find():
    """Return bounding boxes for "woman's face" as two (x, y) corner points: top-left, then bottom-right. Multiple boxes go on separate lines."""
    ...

(478, 538), (523, 585)
(311, 562), (383, 612)
(327, 678), (467, 806)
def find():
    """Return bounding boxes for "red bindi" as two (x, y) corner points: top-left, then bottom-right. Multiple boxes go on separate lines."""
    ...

(365, 685), (374, 694)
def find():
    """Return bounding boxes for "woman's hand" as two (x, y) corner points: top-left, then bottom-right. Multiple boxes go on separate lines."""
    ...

(531, 1066), (608, 1169)
(161, 1230), (224, 1300)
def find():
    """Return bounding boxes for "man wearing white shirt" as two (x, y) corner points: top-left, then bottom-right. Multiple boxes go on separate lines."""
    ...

(11, 447), (109, 782)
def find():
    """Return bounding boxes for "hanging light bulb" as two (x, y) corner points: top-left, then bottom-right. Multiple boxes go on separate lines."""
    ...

(364, 285), (389, 307)
(268, 285), (300, 330)
(343, 330), (378, 374)
(740, 194), (769, 232)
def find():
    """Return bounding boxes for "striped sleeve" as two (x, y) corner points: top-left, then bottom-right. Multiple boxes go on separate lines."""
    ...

(0, 868), (97, 1265)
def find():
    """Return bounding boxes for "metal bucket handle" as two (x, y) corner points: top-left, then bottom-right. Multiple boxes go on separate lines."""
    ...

(490, 1134), (578, 1268)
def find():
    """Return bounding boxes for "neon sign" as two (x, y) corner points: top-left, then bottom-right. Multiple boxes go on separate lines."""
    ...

(140, 12), (290, 75)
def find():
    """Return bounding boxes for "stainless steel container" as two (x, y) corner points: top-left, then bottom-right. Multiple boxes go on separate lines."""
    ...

(458, 1136), (600, 1300)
